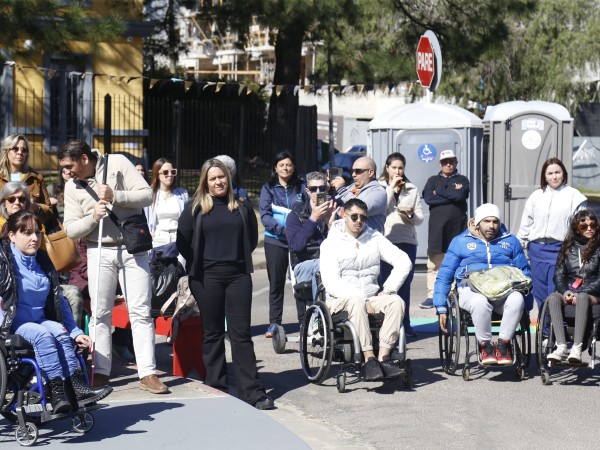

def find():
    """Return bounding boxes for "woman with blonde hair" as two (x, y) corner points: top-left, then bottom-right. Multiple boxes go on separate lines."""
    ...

(176, 158), (274, 410)
(0, 134), (52, 219)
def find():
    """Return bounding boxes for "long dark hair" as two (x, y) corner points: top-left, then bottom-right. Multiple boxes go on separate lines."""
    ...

(557, 210), (600, 265)
(268, 151), (302, 188)
(378, 152), (410, 183)
(540, 157), (567, 190)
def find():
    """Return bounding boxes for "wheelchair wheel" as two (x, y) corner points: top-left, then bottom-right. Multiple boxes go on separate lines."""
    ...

(272, 325), (287, 354)
(0, 351), (7, 412)
(72, 412), (95, 434)
(336, 372), (346, 393)
(536, 300), (552, 374)
(300, 301), (334, 384)
(15, 422), (38, 447)
(439, 292), (461, 375)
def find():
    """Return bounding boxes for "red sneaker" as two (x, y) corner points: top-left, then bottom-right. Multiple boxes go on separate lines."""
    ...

(496, 339), (513, 365)
(480, 340), (497, 365)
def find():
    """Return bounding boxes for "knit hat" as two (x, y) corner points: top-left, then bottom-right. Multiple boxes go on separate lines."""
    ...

(474, 203), (501, 225)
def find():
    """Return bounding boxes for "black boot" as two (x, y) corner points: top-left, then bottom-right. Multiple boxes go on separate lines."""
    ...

(70, 370), (113, 407)
(48, 378), (72, 414)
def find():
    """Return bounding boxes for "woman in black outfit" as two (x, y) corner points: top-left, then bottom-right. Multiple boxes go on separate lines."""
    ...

(177, 158), (274, 410)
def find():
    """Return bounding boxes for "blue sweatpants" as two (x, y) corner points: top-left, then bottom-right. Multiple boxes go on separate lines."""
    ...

(528, 241), (562, 310)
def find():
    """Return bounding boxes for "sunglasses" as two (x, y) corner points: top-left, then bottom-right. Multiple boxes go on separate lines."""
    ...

(349, 214), (368, 223)
(10, 147), (28, 154)
(440, 159), (456, 165)
(308, 185), (327, 193)
(160, 169), (177, 176)
(352, 168), (370, 175)
(578, 222), (598, 232)
(6, 195), (27, 204)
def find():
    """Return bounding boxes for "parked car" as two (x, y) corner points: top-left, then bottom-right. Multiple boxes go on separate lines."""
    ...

(322, 151), (366, 182)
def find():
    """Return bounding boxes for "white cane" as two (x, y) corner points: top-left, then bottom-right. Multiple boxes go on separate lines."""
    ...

(91, 154), (109, 385)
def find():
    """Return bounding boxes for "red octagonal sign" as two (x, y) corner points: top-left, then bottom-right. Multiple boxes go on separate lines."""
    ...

(416, 36), (435, 89)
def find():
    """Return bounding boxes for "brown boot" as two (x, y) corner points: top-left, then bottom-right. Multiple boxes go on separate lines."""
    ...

(140, 375), (170, 394)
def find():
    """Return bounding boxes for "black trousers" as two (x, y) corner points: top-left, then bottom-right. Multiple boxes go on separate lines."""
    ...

(190, 266), (266, 405)
(265, 242), (289, 325)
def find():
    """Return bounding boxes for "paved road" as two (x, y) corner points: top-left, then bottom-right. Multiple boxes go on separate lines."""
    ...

(249, 267), (600, 449)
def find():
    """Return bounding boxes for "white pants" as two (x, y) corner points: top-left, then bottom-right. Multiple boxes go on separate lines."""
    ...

(457, 286), (525, 342)
(326, 294), (404, 352)
(87, 245), (156, 379)
(153, 229), (185, 267)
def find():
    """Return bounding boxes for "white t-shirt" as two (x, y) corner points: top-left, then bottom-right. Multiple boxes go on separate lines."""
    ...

(155, 193), (181, 232)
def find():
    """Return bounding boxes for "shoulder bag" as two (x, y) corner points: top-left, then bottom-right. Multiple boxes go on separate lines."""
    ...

(42, 216), (81, 272)
(79, 181), (153, 254)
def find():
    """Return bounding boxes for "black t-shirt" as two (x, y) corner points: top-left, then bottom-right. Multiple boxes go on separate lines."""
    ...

(201, 196), (244, 267)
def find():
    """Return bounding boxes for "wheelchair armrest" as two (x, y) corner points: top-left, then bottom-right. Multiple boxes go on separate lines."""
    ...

(3, 334), (34, 358)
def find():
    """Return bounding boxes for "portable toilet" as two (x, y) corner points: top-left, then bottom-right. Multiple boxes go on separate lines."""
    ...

(369, 103), (484, 264)
(483, 101), (573, 234)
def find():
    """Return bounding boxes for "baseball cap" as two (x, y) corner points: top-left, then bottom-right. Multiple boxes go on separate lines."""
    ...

(439, 149), (456, 160)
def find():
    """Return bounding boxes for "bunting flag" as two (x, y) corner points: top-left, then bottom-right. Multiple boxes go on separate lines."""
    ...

(2, 61), (417, 98)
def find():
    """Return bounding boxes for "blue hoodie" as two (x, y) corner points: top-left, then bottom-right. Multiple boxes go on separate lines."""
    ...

(433, 221), (532, 314)
(259, 181), (306, 247)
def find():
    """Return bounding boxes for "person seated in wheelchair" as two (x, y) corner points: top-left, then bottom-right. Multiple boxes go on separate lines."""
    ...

(0, 210), (112, 414)
(320, 198), (412, 381)
(435, 203), (532, 366)
(546, 210), (600, 364)
(286, 171), (337, 321)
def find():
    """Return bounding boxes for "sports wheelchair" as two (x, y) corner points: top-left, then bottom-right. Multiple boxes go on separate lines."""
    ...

(299, 273), (412, 393)
(536, 301), (600, 385)
(1, 334), (101, 447)
(439, 290), (531, 381)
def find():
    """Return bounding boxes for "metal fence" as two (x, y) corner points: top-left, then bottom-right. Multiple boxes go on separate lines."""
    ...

(0, 86), (318, 198)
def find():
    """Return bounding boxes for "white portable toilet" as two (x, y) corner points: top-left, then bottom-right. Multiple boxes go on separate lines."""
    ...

(369, 103), (484, 264)
(483, 101), (573, 234)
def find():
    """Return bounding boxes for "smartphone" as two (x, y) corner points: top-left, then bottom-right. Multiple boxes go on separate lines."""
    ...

(571, 278), (583, 290)
(316, 192), (328, 206)
(327, 167), (343, 179)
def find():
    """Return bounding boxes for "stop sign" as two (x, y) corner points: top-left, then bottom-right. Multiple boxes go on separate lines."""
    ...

(416, 36), (435, 89)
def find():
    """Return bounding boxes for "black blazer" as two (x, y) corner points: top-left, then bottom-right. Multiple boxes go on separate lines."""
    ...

(177, 197), (258, 278)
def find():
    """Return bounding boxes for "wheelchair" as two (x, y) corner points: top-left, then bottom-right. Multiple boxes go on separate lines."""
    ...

(439, 290), (531, 381)
(272, 253), (314, 354)
(536, 301), (600, 385)
(299, 273), (412, 393)
(1, 334), (101, 446)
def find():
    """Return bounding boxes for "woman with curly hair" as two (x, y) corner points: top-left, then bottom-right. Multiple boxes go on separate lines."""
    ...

(546, 210), (600, 364)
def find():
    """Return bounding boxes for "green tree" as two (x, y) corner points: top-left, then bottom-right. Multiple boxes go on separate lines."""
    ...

(0, 0), (124, 65)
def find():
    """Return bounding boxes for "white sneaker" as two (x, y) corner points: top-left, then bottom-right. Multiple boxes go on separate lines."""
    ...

(547, 344), (569, 363)
(568, 343), (583, 364)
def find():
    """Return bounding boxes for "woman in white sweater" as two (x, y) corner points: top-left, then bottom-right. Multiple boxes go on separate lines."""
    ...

(378, 152), (424, 337)
(145, 158), (189, 265)
(517, 157), (587, 310)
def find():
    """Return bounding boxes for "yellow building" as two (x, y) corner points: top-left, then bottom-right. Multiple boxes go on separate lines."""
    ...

(1, 0), (154, 174)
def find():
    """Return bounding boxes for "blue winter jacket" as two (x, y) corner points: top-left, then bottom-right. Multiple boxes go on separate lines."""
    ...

(433, 221), (533, 314)
(259, 181), (306, 247)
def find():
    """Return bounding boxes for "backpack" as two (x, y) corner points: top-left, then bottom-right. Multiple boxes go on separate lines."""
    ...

(466, 266), (532, 303)
(160, 275), (200, 343)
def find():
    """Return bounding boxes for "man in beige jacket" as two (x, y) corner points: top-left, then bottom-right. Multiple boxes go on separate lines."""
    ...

(58, 140), (169, 394)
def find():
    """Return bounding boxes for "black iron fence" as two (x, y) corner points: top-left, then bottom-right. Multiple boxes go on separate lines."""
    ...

(0, 86), (318, 198)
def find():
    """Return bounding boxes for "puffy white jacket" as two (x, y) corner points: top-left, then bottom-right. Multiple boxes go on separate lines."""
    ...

(320, 219), (412, 298)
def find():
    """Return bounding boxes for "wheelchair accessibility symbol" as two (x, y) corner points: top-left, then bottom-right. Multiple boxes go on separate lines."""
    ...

(418, 144), (437, 163)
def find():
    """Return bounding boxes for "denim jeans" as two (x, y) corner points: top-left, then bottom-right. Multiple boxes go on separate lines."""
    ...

(14, 320), (79, 381)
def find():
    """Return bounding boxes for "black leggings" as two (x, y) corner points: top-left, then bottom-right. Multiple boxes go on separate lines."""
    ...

(190, 266), (266, 405)
(547, 292), (591, 345)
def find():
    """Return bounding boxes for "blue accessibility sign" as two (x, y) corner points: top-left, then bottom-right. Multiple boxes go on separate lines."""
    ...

(418, 144), (437, 163)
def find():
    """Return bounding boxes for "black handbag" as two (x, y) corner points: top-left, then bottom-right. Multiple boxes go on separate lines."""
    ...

(79, 180), (153, 254)
(149, 244), (185, 317)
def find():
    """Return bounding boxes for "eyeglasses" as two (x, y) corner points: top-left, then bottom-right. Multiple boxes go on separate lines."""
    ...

(160, 169), (177, 176)
(578, 222), (598, 232)
(440, 159), (456, 165)
(6, 195), (27, 204)
(352, 168), (370, 175)
(10, 147), (28, 154)
(349, 214), (368, 223)
(308, 185), (327, 193)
